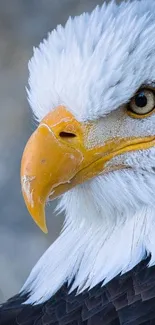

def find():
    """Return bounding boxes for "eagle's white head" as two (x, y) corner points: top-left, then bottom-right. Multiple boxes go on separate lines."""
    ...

(21, 0), (155, 304)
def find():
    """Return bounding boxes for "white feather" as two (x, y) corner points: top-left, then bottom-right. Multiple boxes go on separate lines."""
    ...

(22, 0), (155, 305)
(28, 0), (155, 122)
(22, 164), (155, 304)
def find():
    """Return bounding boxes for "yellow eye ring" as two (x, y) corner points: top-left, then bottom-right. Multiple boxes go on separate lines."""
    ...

(127, 88), (155, 118)
(127, 107), (155, 119)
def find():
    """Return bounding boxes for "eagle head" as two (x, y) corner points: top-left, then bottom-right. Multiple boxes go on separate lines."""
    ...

(20, 0), (155, 304)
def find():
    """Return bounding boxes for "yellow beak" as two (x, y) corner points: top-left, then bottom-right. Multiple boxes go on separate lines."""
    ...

(21, 106), (155, 233)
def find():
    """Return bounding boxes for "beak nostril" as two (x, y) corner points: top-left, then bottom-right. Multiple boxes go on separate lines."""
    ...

(59, 131), (76, 138)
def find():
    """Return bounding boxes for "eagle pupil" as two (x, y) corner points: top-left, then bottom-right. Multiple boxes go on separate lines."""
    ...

(135, 92), (147, 108)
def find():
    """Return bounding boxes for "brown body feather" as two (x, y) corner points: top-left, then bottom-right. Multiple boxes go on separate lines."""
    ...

(0, 258), (155, 325)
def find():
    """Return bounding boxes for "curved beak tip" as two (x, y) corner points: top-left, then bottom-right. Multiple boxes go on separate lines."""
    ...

(21, 175), (48, 234)
(29, 205), (48, 234)
(29, 208), (48, 234)
(37, 222), (48, 234)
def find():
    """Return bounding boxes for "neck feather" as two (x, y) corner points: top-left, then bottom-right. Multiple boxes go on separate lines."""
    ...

(21, 178), (155, 305)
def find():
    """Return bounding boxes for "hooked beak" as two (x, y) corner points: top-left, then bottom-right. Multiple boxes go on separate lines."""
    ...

(21, 106), (155, 233)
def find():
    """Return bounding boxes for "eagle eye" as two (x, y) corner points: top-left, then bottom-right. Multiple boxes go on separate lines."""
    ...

(127, 89), (155, 118)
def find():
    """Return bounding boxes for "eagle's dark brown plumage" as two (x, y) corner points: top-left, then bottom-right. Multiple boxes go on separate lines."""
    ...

(1, 259), (155, 325)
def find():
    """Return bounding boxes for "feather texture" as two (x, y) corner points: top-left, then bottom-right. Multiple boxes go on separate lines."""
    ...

(28, 0), (155, 123)
(1, 259), (155, 325)
(2, 1), (155, 324)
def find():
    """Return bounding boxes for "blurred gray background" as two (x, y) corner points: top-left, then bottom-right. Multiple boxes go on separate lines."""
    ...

(0, 0), (107, 302)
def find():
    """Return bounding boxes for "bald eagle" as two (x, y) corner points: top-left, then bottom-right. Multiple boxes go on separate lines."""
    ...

(1, 0), (155, 324)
